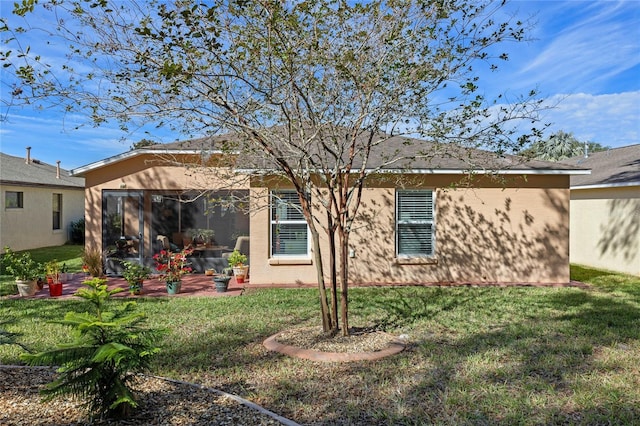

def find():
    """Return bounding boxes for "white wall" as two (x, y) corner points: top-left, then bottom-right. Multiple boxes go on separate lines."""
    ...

(570, 186), (640, 276)
(0, 184), (85, 252)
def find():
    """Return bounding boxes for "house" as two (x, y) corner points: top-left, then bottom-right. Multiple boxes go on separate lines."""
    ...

(562, 145), (639, 276)
(70, 134), (589, 285)
(1, 148), (85, 252)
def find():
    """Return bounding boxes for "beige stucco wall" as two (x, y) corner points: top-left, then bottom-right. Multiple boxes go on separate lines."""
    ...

(249, 175), (571, 285)
(570, 186), (640, 276)
(0, 184), (85, 252)
(82, 154), (571, 284)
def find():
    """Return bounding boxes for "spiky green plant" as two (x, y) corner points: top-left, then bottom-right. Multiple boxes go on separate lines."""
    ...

(20, 278), (162, 419)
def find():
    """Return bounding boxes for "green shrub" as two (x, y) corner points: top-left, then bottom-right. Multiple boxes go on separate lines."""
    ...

(70, 218), (85, 244)
(20, 278), (162, 419)
(1, 246), (43, 280)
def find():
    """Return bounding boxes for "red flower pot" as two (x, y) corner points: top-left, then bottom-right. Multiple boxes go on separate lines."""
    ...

(49, 282), (63, 297)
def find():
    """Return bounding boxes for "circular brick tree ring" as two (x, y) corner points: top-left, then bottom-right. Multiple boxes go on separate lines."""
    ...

(263, 332), (406, 362)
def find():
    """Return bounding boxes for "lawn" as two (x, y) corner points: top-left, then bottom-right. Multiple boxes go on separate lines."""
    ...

(1, 258), (639, 425)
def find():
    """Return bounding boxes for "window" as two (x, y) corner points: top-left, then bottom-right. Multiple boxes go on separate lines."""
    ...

(53, 193), (62, 230)
(396, 190), (434, 257)
(271, 190), (309, 257)
(5, 191), (23, 208)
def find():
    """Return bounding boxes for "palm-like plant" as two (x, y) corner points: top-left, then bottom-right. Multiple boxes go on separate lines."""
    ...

(20, 278), (162, 419)
(525, 131), (606, 161)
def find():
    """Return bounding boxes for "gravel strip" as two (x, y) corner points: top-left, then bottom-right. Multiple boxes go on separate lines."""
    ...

(0, 366), (297, 426)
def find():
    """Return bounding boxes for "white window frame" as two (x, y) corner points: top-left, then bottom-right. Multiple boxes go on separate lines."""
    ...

(396, 189), (435, 258)
(270, 190), (310, 258)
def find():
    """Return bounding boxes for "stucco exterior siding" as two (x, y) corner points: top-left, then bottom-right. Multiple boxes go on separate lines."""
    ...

(80, 153), (572, 284)
(1, 184), (84, 251)
(248, 175), (571, 285)
(570, 187), (640, 276)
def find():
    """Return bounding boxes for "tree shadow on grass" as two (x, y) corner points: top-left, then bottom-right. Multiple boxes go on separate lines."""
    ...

(377, 288), (640, 424)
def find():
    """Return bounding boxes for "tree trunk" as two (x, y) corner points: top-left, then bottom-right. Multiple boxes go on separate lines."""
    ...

(310, 226), (332, 331)
(327, 210), (338, 330)
(338, 228), (350, 336)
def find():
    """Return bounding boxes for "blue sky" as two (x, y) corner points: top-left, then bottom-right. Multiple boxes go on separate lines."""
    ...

(0, 0), (638, 170)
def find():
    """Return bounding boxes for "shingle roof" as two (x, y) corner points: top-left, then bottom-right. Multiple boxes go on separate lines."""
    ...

(562, 144), (640, 188)
(72, 129), (589, 176)
(150, 131), (587, 173)
(0, 152), (85, 188)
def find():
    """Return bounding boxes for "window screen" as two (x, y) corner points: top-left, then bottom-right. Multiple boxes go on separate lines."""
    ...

(271, 190), (308, 256)
(396, 190), (434, 256)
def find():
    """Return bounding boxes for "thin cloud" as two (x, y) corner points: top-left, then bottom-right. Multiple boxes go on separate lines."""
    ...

(540, 91), (640, 145)
(514, 1), (639, 94)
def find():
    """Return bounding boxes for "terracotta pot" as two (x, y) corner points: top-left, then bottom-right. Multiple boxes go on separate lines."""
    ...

(232, 265), (249, 284)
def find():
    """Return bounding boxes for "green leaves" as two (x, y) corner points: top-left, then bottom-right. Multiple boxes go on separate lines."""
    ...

(19, 278), (162, 419)
(12, 0), (37, 16)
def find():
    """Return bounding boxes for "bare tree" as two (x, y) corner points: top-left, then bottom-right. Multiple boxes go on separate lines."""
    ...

(2, 0), (546, 335)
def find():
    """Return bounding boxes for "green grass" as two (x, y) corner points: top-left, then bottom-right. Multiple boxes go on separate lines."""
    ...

(0, 244), (84, 296)
(1, 264), (639, 425)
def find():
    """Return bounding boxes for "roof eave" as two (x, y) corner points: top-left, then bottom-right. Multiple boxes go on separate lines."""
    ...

(70, 149), (590, 177)
(241, 168), (591, 175)
(70, 149), (228, 176)
(571, 181), (640, 190)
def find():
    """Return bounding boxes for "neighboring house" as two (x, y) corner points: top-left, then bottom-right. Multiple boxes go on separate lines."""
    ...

(1, 148), (85, 252)
(70, 135), (589, 285)
(563, 145), (640, 276)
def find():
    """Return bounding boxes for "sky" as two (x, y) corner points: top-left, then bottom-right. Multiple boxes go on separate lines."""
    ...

(0, 0), (638, 170)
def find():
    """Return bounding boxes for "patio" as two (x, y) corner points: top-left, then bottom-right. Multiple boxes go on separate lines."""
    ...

(10, 273), (246, 300)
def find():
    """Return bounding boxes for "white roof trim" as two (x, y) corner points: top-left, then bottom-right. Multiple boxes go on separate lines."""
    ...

(240, 168), (591, 175)
(571, 181), (640, 190)
(71, 149), (590, 176)
(70, 149), (228, 176)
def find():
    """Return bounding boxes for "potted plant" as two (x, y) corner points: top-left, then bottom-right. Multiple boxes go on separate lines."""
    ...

(2, 246), (42, 297)
(121, 261), (152, 295)
(153, 248), (193, 294)
(45, 260), (63, 297)
(212, 273), (231, 292)
(59, 263), (71, 283)
(82, 248), (104, 277)
(45, 260), (60, 284)
(188, 228), (215, 246)
(227, 250), (248, 284)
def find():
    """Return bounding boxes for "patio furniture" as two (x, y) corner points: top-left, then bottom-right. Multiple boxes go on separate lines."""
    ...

(222, 236), (250, 261)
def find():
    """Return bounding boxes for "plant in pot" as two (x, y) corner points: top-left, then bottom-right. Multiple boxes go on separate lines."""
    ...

(121, 261), (152, 295)
(212, 267), (233, 292)
(45, 260), (63, 297)
(59, 263), (71, 283)
(2, 246), (42, 297)
(153, 248), (193, 294)
(82, 248), (104, 277)
(188, 228), (215, 246)
(227, 250), (248, 284)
